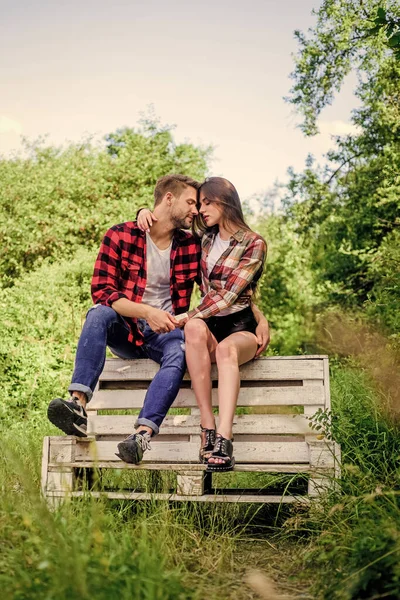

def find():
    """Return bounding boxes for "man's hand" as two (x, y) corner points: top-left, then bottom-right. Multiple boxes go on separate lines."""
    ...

(137, 209), (157, 232)
(145, 307), (179, 333)
(255, 319), (270, 357)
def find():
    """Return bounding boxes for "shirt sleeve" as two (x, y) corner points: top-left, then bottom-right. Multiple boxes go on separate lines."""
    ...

(91, 227), (129, 306)
(187, 237), (266, 320)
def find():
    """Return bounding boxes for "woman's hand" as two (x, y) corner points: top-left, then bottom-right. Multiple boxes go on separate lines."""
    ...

(254, 319), (270, 357)
(175, 313), (189, 328)
(137, 208), (158, 232)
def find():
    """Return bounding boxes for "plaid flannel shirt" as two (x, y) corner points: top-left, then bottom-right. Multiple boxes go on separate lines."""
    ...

(187, 229), (266, 321)
(91, 222), (201, 345)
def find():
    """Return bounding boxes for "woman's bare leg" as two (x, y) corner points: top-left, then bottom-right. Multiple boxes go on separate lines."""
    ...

(184, 320), (218, 430)
(208, 331), (258, 464)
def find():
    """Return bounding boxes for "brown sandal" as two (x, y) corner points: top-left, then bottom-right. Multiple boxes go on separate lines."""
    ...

(199, 425), (216, 464)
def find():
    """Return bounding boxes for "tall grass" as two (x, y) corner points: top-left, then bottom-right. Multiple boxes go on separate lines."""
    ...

(0, 424), (302, 600)
(281, 362), (400, 600)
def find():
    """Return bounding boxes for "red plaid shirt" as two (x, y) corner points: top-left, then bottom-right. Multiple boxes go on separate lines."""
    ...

(91, 222), (201, 345)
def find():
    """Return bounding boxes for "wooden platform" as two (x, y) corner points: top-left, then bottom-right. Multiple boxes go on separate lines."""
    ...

(41, 356), (341, 505)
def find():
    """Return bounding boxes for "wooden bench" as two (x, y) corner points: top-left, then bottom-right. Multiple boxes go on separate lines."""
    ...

(41, 356), (341, 505)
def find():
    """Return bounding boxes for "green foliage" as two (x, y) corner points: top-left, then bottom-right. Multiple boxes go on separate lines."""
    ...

(365, 229), (400, 343)
(284, 1), (400, 314)
(254, 214), (318, 354)
(287, 0), (400, 135)
(0, 249), (94, 426)
(285, 365), (400, 599)
(0, 119), (210, 287)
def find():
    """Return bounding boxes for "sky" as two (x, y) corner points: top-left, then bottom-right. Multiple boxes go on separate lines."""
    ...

(1, 0), (359, 201)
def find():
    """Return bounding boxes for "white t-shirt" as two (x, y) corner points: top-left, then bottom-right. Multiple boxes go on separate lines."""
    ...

(141, 233), (173, 313)
(207, 232), (243, 317)
(207, 232), (230, 276)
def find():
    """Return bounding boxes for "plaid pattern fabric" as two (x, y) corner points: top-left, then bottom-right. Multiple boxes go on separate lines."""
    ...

(187, 229), (266, 321)
(91, 222), (201, 345)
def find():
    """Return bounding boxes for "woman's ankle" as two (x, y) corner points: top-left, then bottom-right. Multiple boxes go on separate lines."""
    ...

(216, 429), (233, 441)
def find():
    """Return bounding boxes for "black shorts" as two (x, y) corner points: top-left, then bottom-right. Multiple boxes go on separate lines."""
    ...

(204, 306), (258, 343)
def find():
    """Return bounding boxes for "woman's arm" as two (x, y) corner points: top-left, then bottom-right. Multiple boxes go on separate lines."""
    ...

(251, 304), (270, 357)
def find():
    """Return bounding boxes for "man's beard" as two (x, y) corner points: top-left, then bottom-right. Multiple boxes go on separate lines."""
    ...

(171, 214), (191, 230)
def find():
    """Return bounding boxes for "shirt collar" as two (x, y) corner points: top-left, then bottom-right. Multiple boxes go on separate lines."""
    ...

(205, 228), (245, 243)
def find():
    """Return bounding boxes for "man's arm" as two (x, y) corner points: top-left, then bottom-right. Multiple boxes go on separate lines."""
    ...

(251, 304), (270, 357)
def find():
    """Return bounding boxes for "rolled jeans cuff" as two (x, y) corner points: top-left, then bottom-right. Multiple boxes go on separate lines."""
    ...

(135, 417), (159, 436)
(68, 383), (93, 402)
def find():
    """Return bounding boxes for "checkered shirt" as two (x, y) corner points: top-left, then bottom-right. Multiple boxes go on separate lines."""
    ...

(91, 222), (201, 345)
(187, 228), (266, 321)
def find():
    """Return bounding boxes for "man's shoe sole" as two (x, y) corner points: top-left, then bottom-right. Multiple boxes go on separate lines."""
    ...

(47, 399), (87, 438)
(116, 441), (142, 464)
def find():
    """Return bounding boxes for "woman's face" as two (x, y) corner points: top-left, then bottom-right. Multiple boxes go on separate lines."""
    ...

(199, 192), (224, 228)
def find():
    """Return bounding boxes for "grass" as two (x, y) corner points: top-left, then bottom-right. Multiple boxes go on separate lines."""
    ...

(280, 361), (400, 600)
(0, 421), (307, 600)
(1, 360), (399, 599)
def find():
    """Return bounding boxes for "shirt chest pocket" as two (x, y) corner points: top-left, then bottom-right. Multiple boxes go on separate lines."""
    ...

(175, 272), (196, 297)
(121, 259), (141, 279)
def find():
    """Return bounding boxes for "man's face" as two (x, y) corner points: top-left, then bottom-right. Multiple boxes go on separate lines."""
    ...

(170, 186), (199, 229)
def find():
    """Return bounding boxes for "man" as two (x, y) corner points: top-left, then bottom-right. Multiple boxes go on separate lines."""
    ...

(48, 174), (269, 464)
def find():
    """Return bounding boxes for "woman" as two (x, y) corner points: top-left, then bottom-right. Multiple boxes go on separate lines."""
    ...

(138, 177), (267, 472)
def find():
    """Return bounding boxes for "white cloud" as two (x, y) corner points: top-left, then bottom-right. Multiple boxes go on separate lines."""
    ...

(319, 120), (360, 137)
(0, 116), (23, 135)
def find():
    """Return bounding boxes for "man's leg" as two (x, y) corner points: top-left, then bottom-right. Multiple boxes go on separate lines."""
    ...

(48, 304), (142, 436)
(116, 325), (186, 463)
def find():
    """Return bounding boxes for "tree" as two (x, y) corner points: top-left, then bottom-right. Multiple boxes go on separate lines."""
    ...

(284, 0), (400, 309)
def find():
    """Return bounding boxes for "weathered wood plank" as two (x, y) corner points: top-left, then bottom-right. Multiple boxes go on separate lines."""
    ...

(87, 414), (315, 436)
(47, 490), (307, 504)
(41, 436), (50, 496)
(74, 440), (310, 464)
(323, 358), (331, 411)
(99, 357), (325, 382)
(89, 385), (325, 410)
(48, 462), (312, 473)
(49, 437), (76, 463)
(177, 471), (204, 495)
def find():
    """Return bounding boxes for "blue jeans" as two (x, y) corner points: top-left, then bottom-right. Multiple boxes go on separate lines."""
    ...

(69, 304), (186, 435)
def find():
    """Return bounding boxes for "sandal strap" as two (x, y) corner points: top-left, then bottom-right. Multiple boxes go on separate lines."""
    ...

(200, 425), (216, 447)
(211, 435), (233, 461)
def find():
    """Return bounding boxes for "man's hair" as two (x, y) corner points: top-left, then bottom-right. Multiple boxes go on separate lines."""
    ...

(154, 174), (200, 206)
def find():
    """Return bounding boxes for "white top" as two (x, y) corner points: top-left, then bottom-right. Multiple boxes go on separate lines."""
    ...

(207, 232), (230, 276)
(207, 232), (243, 317)
(141, 232), (173, 313)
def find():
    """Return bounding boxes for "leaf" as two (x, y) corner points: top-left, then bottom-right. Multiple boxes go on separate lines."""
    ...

(377, 7), (387, 23)
(388, 33), (400, 48)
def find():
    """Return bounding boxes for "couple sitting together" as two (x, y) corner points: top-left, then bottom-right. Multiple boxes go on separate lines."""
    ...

(48, 174), (269, 472)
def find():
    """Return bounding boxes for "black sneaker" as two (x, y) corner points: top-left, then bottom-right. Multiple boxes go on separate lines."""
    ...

(116, 431), (152, 464)
(47, 397), (88, 437)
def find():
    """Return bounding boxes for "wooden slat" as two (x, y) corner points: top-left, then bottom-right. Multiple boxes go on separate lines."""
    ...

(323, 358), (331, 410)
(41, 437), (50, 496)
(89, 384), (325, 410)
(47, 490), (306, 503)
(48, 461), (312, 473)
(73, 440), (310, 464)
(99, 357), (325, 382)
(87, 413), (315, 436)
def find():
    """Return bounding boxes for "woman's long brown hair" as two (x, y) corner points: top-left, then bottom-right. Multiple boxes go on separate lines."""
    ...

(193, 177), (254, 237)
(192, 177), (267, 300)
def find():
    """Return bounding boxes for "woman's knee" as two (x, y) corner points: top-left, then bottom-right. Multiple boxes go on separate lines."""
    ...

(215, 341), (239, 364)
(184, 319), (209, 344)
